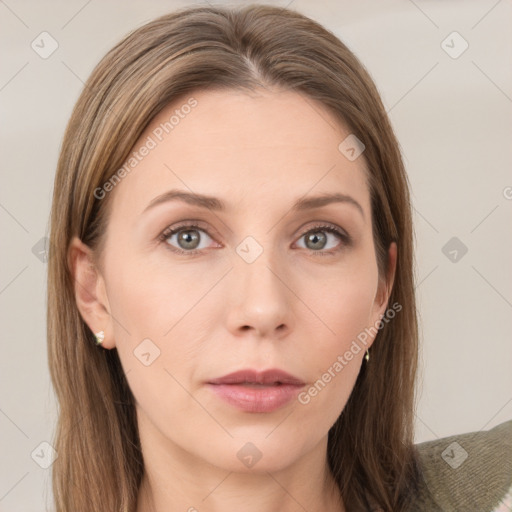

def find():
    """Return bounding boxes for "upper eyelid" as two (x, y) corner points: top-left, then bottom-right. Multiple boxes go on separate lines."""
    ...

(161, 220), (210, 234)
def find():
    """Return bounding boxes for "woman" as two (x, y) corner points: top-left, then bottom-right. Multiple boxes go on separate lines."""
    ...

(47, 4), (511, 511)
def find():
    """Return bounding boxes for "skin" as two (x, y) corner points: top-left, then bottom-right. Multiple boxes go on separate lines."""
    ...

(70, 88), (396, 512)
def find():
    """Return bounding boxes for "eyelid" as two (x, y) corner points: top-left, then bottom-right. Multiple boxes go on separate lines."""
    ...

(159, 219), (213, 239)
(298, 222), (350, 241)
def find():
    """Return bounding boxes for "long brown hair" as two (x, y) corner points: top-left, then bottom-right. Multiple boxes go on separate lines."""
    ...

(47, 4), (420, 511)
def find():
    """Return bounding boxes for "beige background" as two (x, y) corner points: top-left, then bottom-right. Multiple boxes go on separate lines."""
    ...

(1, 0), (511, 510)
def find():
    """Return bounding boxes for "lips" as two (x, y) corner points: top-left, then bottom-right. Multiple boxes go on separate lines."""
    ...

(207, 368), (305, 386)
(206, 368), (305, 413)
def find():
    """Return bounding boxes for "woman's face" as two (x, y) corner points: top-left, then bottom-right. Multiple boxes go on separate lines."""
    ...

(78, 88), (395, 473)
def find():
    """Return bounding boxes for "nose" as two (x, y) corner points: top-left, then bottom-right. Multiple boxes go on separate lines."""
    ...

(225, 245), (294, 339)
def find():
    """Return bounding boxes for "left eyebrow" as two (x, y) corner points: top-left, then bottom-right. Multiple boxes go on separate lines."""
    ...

(292, 193), (365, 220)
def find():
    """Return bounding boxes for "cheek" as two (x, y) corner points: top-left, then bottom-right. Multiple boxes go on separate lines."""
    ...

(105, 246), (212, 340)
(296, 255), (378, 385)
(103, 248), (225, 396)
(294, 270), (377, 429)
(302, 260), (378, 347)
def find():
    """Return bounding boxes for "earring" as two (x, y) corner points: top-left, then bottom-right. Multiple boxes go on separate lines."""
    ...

(364, 349), (370, 362)
(94, 331), (105, 346)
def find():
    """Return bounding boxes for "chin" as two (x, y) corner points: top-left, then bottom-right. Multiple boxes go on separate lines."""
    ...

(198, 434), (307, 474)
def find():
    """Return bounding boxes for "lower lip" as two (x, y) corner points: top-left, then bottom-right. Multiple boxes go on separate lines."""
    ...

(207, 383), (304, 413)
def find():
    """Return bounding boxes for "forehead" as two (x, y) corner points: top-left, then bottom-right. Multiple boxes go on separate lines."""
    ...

(109, 88), (370, 221)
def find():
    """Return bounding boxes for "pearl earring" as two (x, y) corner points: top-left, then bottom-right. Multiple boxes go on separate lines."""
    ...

(94, 331), (105, 346)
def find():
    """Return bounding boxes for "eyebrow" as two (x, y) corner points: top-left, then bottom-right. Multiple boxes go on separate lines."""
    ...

(142, 189), (365, 219)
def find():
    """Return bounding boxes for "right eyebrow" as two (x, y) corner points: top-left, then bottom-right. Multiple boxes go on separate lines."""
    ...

(142, 189), (225, 214)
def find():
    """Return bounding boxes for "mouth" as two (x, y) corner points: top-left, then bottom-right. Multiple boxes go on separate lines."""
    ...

(225, 382), (286, 387)
(207, 368), (305, 386)
(206, 368), (305, 413)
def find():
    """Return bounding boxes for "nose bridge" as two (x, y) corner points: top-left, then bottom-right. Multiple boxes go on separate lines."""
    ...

(227, 231), (292, 335)
(234, 232), (285, 297)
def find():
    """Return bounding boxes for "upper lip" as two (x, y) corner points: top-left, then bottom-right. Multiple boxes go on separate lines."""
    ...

(208, 368), (305, 386)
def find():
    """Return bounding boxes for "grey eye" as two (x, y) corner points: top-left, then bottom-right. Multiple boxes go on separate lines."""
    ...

(304, 231), (328, 250)
(296, 228), (343, 252)
(176, 229), (200, 250)
(165, 227), (213, 251)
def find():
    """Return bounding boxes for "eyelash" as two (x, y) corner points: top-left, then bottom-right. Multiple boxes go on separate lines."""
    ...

(157, 221), (352, 257)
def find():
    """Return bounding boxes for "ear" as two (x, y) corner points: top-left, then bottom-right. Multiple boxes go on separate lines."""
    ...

(371, 241), (398, 323)
(68, 236), (115, 349)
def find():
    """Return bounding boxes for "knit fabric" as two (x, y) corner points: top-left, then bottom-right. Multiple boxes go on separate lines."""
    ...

(410, 419), (512, 511)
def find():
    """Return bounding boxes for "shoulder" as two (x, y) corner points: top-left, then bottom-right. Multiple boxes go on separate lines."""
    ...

(409, 419), (512, 511)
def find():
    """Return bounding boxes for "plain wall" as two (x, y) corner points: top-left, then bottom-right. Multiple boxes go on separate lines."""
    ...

(1, 0), (511, 510)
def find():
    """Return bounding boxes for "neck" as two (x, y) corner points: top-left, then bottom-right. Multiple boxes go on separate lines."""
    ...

(135, 412), (344, 512)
